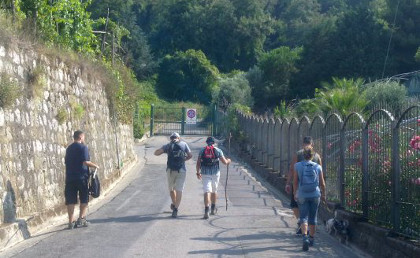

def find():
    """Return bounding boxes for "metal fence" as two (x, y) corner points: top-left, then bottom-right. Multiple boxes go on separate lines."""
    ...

(231, 106), (420, 240)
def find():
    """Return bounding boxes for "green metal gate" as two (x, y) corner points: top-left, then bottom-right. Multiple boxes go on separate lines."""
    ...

(150, 104), (217, 136)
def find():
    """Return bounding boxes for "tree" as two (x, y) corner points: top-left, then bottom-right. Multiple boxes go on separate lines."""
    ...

(251, 46), (302, 108)
(381, 0), (420, 74)
(19, 0), (97, 53)
(214, 73), (254, 111)
(88, 0), (156, 79)
(156, 49), (219, 104)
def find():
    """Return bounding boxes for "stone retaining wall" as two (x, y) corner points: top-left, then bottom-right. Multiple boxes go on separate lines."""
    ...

(0, 42), (135, 247)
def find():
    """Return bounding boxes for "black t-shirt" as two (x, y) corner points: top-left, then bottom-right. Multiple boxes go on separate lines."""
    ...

(296, 149), (321, 164)
(65, 142), (90, 183)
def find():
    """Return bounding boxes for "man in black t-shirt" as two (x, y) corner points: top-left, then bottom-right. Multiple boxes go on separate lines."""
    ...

(65, 130), (99, 229)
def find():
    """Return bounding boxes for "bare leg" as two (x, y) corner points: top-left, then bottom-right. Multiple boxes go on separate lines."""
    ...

(79, 203), (88, 219)
(67, 204), (75, 223)
(204, 192), (211, 207)
(170, 190), (176, 205)
(309, 225), (316, 237)
(175, 191), (182, 208)
(210, 192), (217, 205)
(301, 223), (308, 236)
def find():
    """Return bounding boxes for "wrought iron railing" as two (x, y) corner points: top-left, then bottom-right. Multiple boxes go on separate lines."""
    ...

(222, 106), (420, 240)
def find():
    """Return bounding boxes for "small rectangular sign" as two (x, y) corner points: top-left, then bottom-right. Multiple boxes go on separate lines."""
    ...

(186, 108), (197, 124)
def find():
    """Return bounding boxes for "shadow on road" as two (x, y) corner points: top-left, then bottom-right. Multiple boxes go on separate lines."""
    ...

(88, 213), (203, 224)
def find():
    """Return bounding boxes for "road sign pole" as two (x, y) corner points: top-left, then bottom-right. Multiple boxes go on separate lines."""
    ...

(181, 107), (186, 135)
(150, 104), (154, 137)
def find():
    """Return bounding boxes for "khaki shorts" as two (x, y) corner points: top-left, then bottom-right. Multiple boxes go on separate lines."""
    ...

(166, 168), (186, 191)
(202, 173), (220, 193)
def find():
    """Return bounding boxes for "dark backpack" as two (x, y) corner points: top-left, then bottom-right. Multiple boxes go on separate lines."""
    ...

(201, 146), (219, 167)
(167, 142), (185, 171)
(299, 161), (319, 193)
(88, 169), (101, 198)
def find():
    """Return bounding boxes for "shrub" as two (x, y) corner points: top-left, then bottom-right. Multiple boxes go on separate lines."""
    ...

(363, 80), (408, 116)
(0, 72), (20, 108)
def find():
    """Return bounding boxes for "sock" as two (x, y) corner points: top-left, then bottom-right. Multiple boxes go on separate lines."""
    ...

(211, 204), (216, 210)
(205, 206), (209, 212)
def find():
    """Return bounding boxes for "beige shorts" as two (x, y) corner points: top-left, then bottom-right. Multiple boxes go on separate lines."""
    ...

(166, 168), (186, 191)
(202, 173), (220, 193)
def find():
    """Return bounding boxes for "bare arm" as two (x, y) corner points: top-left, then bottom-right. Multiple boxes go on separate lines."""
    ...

(185, 151), (193, 161)
(293, 166), (298, 199)
(319, 168), (326, 203)
(287, 155), (297, 185)
(154, 148), (164, 156)
(84, 161), (99, 169)
(220, 156), (231, 165)
(196, 158), (202, 179)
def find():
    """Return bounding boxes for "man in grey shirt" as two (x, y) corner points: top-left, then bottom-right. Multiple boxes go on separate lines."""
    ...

(154, 132), (192, 218)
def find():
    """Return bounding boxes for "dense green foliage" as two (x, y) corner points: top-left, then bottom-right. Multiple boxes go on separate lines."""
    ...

(156, 49), (219, 104)
(1, 0), (419, 122)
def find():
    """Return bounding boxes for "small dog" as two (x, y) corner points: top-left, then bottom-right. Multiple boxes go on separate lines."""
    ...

(325, 217), (350, 244)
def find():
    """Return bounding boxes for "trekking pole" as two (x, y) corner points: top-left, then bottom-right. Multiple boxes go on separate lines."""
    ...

(225, 132), (232, 211)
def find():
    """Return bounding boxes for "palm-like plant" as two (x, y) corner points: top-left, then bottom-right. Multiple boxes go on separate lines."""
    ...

(315, 77), (369, 117)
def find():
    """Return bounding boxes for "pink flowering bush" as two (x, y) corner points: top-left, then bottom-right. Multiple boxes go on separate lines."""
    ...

(409, 135), (420, 150)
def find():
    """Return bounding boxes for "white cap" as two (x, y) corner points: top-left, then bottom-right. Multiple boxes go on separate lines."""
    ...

(170, 132), (180, 139)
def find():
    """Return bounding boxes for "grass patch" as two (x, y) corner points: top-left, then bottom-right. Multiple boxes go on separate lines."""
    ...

(56, 108), (68, 124)
(70, 101), (84, 120)
(0, 72), (20, 108)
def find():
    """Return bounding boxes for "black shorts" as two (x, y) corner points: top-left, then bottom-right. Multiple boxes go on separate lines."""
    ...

(65, 179), (89, 205)
(290, 185), (298, 208)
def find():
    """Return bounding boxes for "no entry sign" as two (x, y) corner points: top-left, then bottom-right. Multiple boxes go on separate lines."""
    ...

(186, 108), (197, 124)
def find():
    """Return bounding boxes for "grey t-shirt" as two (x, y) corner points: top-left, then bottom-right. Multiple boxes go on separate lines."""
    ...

(162, 140), (191, 171)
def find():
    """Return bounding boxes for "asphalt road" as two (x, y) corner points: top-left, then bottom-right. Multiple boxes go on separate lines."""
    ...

(1, 136), (369, 258)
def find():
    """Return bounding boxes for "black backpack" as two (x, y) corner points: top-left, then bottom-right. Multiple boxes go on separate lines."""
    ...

(201, 146), (219, 168)
(88, 168), (101, 198)
(167, 142), (185, 171)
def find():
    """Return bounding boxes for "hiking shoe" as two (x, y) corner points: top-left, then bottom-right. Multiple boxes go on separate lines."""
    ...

(203, 211), (209, 219)
(210, 207), (217, 215)
(170, 204), (175, 211)
(172, 208), (178, 218)
(309, 236), (314, 246)
(67, 221), (76, 230)
(302, 236), (310, 251)
(76, 217), (89, 227)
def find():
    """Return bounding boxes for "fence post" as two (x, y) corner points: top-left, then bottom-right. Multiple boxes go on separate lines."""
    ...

(212, 104), (217, 136)
(150, 104), (154, 137)
(362, 127), (369, 219)
(391, 122), (401, 232)
(181, 107), (186, 135)
(339, 129), (345, 208)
